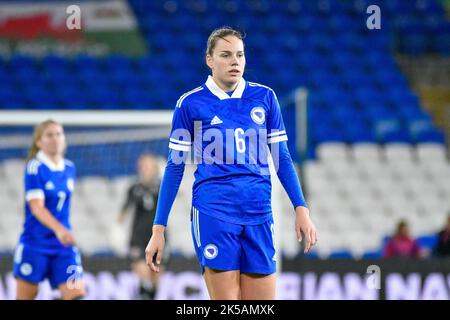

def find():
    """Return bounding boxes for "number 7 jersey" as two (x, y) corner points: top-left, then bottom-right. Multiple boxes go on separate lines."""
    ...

(168, 76), (288, 225)
(21, 150), (76, 253)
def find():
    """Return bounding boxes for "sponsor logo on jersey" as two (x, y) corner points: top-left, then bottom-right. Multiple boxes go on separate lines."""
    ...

(45, 181), (55, 190)
(210, 116), (223, 125)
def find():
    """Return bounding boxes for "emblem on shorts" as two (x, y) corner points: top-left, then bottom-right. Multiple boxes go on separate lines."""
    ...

(250, 107), (265, 125)
(204, 244), (218, 259)
(20, 263), (33, 276)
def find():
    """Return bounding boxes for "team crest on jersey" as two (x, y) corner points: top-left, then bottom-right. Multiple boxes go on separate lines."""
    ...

(250, 107), (265, 125)
(67, 178), (74, 192)
(204, 244), (218, 259)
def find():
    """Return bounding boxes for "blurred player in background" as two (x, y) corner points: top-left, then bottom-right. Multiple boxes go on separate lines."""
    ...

(13, 120), (85, 300)
(117, 154), (164, 300)
(146, 27), (317, 300)
(434, 214), (450, 257)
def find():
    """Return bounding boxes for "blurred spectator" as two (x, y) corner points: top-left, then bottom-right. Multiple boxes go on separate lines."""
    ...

(434, 214), (450, 257)
(384, 220), (427, 258)
(117, 154), (167, 300)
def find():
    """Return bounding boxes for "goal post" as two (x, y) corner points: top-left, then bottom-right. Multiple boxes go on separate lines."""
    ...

(0, 110), (173, 126)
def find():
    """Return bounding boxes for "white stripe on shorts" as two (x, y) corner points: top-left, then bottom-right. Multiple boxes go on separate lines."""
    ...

(193, 207), (201, 248)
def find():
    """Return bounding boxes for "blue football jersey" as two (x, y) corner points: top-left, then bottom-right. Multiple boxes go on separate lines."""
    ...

(169, 76), (288, 225)
(20, 150), (76, 253)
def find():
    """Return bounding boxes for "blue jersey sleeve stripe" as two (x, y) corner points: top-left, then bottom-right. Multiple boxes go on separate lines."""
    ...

(268, 135), (288, 144)
(26, 160), (40, 175)
(25, 189), (45, 201)
(267, 130), (286, 138)
(169, 142), (191, 152)
(248, 82), (271, 90)
(169, 138), (192, 146)
(176, 86), (203, 108)
(248, 82), (278, 99)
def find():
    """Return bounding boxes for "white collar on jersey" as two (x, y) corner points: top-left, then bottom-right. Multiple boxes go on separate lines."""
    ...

(205, 75), (246, 100)
(36, 150), (65, 171)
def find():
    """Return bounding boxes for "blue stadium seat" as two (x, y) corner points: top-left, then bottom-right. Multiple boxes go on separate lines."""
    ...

(328, 250), (354, 259)
(417, 0), (446, 15)
(42, 55), (68, 70)
(297, 251), (320, 260)
(431, 22), (450, 55)
(120, 88), (154, 109)
(309, 74), (341, 93)
(72, 54), (98, 70)
(10, 54), (36, 70)
(72, 68), (104, 86)
(397, 19), (430, 54)
(417, 234), (439, 251)
(103, 54), (133, 71)
(24, 88), (60, 109)
(332, 107), (366, 126)
(12, 67), (40, 82)
(415, 128), (446, 143)
(381, 128), (412, 143)
(346, 126), (377, 143)
(0, 85), (25, 109)
(42, 67), (70, 82)
(362, 250), (383, 260)
(328, 14), (358, 32)
(58, 91), (89, 109)
(354, 87), (388, 108)
(311, 124), (346, 143)
(274, 33), (301, 52)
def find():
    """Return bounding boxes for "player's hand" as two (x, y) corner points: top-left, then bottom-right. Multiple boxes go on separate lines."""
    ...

(145, 225), (165, 273)
(55, 226), (76, 246)
(295, 206), (317, 253)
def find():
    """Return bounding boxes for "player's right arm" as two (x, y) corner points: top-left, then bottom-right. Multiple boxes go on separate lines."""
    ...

(28, 199), (76, 246)
(146, 96), (194, 272)
(25, 160), (75, 246)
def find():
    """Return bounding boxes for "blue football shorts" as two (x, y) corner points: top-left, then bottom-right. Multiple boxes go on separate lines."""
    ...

(13, 242), (83, 289)
(191, 207), (277, 275)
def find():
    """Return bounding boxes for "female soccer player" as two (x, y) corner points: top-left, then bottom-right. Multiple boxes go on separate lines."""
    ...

(146, 27), (317, 300)
(14, 119), (85, 300)
(117, 154), (166, 300)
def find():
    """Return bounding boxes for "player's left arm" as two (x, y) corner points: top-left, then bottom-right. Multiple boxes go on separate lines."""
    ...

(266, 89), (317, 252)
(269, 142), (317, 253)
